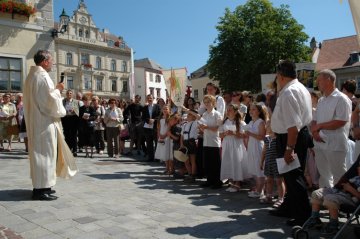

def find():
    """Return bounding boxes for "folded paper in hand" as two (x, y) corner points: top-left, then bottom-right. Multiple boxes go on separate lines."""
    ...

(198, 118), (207, 126)
(242, 124), (251, 131)
(276, 154), (300, 174)
(0, 111), (9, 117)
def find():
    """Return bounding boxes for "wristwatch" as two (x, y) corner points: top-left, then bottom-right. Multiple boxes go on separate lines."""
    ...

(286, 145), (295, 151)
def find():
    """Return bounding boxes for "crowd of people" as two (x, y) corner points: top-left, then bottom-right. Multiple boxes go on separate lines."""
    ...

(2, 57), (360, 236)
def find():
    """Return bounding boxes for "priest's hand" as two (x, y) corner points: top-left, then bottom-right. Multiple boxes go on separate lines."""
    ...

(56, 82), (64, 91)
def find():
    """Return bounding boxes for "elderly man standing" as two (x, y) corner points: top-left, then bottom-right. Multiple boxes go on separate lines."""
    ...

(311, 69), (351, 188)
(23, 50), (77, 201)
(270, 60), (312, 226)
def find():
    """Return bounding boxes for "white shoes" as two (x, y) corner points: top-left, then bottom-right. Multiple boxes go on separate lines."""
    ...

(248, 191), (261, 198)
(228, 187), (239, 192)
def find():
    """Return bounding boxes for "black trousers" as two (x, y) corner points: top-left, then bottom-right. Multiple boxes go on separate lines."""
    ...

(276, 127), (311, 221)
(61, 115), (78, 153)
(203, 146), (222, 185)
(143, 128), (156, 161)
(94, 130), (105, 152)
(196, 138), (204, 177)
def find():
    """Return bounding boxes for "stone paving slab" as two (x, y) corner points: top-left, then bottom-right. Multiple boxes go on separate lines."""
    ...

(0, 143), (358, 238)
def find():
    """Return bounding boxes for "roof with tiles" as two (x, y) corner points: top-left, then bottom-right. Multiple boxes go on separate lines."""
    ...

(316, 35), (360, 71)
(134, 58), (163, 71)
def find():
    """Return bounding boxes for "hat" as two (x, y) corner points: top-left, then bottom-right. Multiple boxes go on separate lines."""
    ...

(174, 148), (188, 162)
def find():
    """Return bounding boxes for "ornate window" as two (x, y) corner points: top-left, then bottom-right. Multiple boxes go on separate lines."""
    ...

(122, 80), (128, 93)
(67, 76), (74, 89)
(81, 53), (89, 65)
(96, 57), (101, 69)
(0, 57), (22, 92)
(111, 59), (116, 71)
(79, 29), (83, 37)
(85, 30), (89, 38)
(84, 75), (92, 90)
(121, 61), (127, 72)
(149, 87), (154, 97)
(111, 79), (117, 92)
(66, 53), (72, 65)
(156, 88), (160, 98)
(194, 89), (199, 100)
(96, 77), (103, 91)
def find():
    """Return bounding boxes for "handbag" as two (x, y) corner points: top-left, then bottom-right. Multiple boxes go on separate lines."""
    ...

(174, 147), (188, 162)
(120, 125), (129, 138)
(118, 123), (125, 131)
(7, 118), (19, 136)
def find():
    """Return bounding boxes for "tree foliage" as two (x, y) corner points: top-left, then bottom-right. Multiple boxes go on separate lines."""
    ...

(207, 0), (311, 92)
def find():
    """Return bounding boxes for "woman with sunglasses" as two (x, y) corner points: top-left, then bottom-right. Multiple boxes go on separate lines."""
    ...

(241, 91), (253, 124)
(232, 91), (248, 117)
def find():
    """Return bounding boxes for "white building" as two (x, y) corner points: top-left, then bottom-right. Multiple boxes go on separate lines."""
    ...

(189, 65), (220, 102)
(134, 58), (167, 104)
(54, 0), (132, 99)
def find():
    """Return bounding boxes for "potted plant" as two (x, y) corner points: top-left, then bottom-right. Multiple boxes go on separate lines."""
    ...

(82, 63), (92, 69)
(0, 0), (36, 19)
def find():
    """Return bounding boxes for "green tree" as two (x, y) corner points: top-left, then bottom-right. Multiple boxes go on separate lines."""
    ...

(207, 0), (311, 92)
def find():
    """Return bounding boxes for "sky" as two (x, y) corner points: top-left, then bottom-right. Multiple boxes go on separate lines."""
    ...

(54, 0), (356, 75)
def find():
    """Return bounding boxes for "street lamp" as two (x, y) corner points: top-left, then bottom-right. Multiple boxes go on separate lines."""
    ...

(51, 8), (69, 38)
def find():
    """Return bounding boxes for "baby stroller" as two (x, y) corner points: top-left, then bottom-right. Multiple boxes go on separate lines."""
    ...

(292, 155), (360, 239)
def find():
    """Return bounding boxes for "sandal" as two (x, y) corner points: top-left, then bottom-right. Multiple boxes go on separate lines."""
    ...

(272, 199), (283, 208)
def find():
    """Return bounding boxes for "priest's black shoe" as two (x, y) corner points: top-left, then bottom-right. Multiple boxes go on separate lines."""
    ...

(45, 188), (56, 195)
(32, 193), (58, 201)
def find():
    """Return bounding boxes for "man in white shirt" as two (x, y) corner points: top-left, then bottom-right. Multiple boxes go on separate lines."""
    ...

(311, 69), (351, 188)
(270, 60), (312, 226)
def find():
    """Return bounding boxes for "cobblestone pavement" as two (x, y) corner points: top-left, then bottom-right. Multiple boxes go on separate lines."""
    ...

(0, 142), (357, 239)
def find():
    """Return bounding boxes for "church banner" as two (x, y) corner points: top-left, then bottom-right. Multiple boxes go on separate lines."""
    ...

(162, 68), (187, 107)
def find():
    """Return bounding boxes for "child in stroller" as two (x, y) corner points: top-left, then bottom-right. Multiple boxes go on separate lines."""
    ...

(303, 161), (360, 236)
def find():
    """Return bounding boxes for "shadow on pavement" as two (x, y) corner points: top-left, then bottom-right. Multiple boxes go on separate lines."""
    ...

(0, 189), (32, 201)
(0, 151), (28, 160)
(127, 165), (292, 238)
(86, 172), (131, 180)
(166, 211), (288, 238)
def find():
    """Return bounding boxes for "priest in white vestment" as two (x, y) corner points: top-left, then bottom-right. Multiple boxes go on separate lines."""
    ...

(23, 50), (77, 201)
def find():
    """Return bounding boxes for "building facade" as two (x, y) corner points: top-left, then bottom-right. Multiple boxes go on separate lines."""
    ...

(0, 0), (55, 93)
(316, 35), (360, 92)
(189, 65), (219, 102)
(134, 58), (167, 104)
(54, 1), (132, 99)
